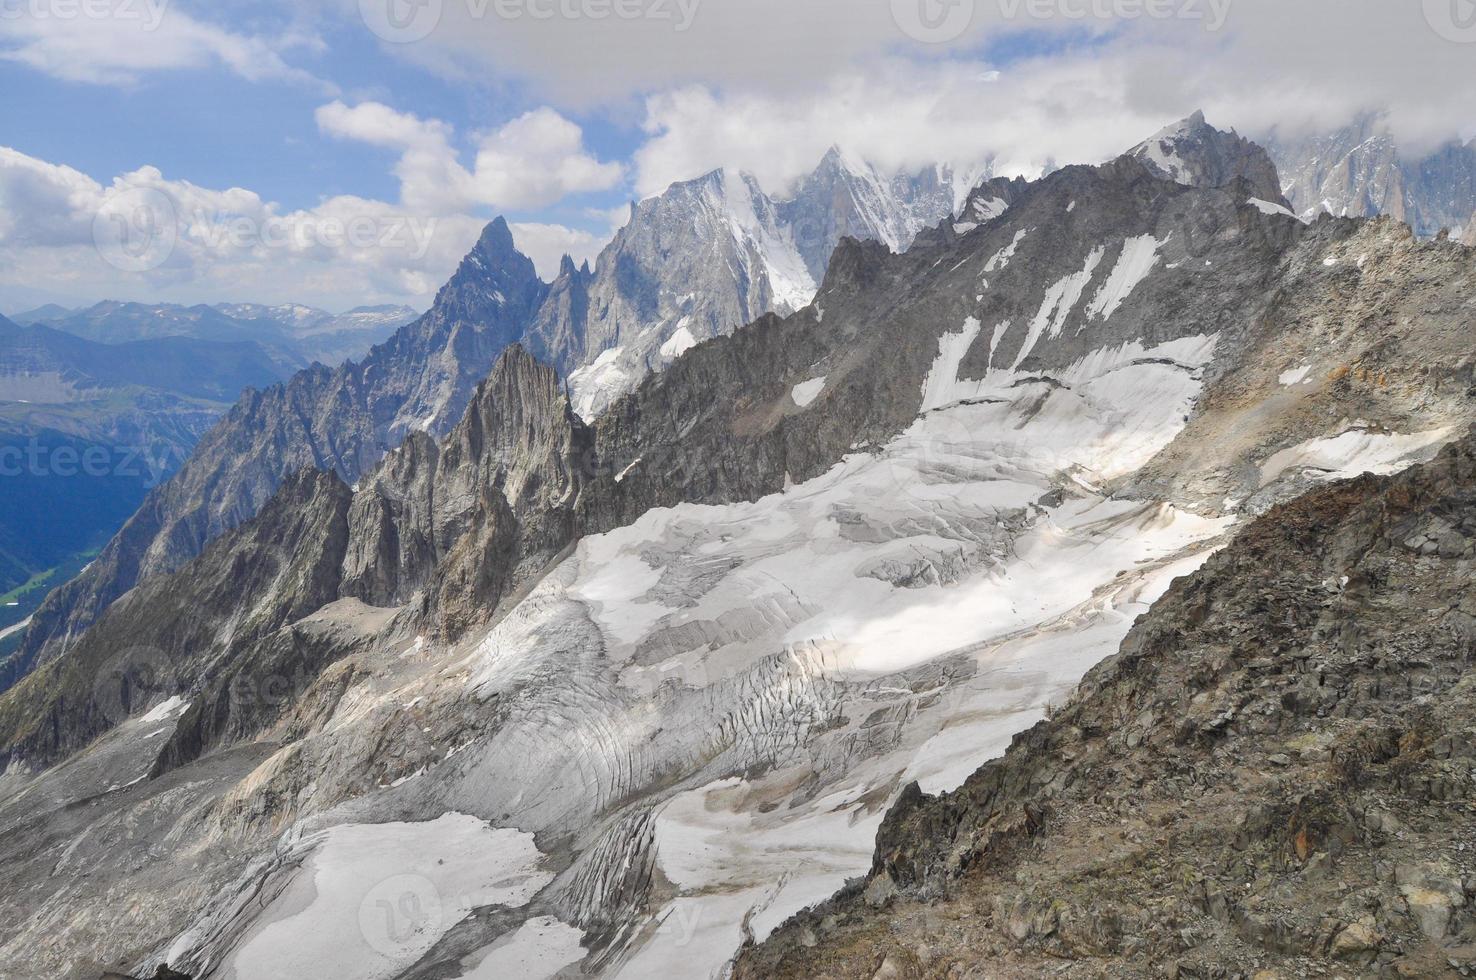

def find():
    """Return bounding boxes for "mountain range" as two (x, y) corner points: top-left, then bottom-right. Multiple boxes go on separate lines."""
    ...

(10, 301), (422, 369)
(1, 114), (1475, 979)
(1265, 112), (1476, 240)
(533, 150), (976, 418)
(0, 147), (976, 682)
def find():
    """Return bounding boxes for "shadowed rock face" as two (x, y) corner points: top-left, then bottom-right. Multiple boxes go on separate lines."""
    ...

(735, 432), (1476, 978)
(0, 468), (353, 768)
(341, 343), (593, 636)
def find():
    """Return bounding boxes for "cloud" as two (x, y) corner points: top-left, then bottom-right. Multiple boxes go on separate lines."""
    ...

(0, 144), (493, 310)
(350, 0), (1473, 180)
(631, 56), (1172, 198)
(509, 221), (606, 275)
(317, 101), (623, 213)
(0, 0), (329, 89)
(315, 99), (452, 149)
(473, 109), (626, 212)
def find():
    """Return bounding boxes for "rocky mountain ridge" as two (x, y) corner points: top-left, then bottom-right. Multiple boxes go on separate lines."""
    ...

(1129, 110), (1288, 207)
(2, 117), (1474, 979)
(533, 150), (974, 418)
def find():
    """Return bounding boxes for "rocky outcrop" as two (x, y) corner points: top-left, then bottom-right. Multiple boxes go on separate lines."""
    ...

(736, 431), (1476, 978)
(342, 344), (592, 637)
(911, 175), (1030, 249)
(776, 146), (968, 282)
(1129, 109), (1288, 205)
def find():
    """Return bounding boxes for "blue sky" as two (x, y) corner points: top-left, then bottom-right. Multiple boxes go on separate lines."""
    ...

(0, 0), (1470, 313)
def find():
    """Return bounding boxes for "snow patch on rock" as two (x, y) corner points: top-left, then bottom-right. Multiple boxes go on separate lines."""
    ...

(1085, 235), (1165, 322)
(1260, 426), (1456, 486)
(659, 323), (698, 359)
(1013, 246), (1105, 367)
(791, 377), (826, 408)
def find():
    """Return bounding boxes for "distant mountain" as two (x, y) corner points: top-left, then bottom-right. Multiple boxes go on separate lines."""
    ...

(532, 150), (977, 417)
(1264, 112), (1476, 238)
(8, 304), (72, 327)
(0, 318), (294, 403)
(214, 302), (423, 364)
(778, 146), (973, 282)
(11, 301), (421, 368)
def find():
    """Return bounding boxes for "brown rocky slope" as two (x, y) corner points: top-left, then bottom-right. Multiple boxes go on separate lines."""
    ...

(737, 429), (1476, 979)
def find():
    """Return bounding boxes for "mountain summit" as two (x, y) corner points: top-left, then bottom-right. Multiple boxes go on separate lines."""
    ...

(1129, 109), (1288, 205)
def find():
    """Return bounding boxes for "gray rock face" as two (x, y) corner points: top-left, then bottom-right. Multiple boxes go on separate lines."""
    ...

(912, 175), (1031, 249)
(1129, 109), (1287, 205)
(530, 152), (971, 419)
(525, 169), (810, 420)
(776, 146), (970, 283)
(1266, 113), (1476, 239)
(342, 344), (591, 638)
